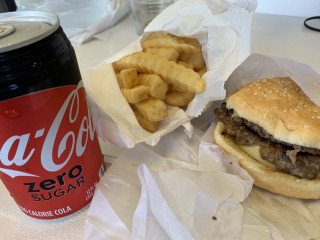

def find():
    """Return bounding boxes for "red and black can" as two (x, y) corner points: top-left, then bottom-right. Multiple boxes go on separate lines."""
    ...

(0, 11), (106, 219)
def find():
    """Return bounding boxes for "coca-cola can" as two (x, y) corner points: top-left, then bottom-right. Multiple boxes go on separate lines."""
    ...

(0, 11), (106, 219)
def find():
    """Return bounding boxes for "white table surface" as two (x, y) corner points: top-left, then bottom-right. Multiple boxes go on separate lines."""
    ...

(1, 12), (319, 240)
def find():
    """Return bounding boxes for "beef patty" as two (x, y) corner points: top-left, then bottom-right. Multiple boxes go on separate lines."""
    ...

(214, 103), (320, 179)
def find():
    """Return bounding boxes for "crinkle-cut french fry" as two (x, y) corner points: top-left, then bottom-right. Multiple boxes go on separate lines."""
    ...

(143, 32), (167, 41)
(165, 91), (195, 107)
(142, 32), (200, 53)
(115, 73), (124, 88)
(133, 110), (159, 133)
(197, 66), (207, 77)
(133, 98), (168, 122)
(119, 68), (140, 88)
(144, 47), (180, 62)
(178, 51), (205, 71)
(176, 36), (202, 48)
(114, 52), (205, 94)
(121, 85), (149, 104)
(112, 62), (120, 73)
(177, 61), (194, 69)
(174, 35), (205, 70)
(138, 74), (168, 100)
(168, 83), (186, 92)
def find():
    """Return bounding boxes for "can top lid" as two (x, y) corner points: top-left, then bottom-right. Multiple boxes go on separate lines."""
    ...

(0, 11), (59, 53)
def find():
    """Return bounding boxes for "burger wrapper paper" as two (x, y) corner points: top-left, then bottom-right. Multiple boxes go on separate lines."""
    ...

(226, 53), (320, 106)
(83, 0), (257, 148)
(86, 55), (320, 240)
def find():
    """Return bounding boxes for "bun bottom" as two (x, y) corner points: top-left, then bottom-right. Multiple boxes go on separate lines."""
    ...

(214, 121), (320, 199)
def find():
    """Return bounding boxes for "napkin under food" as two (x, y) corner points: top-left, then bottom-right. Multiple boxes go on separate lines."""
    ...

(86, 54), (320, 240)
(83, 0), (257, 148)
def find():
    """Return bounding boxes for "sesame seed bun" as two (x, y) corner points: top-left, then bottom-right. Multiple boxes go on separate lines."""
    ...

(227, 77), (320, 149)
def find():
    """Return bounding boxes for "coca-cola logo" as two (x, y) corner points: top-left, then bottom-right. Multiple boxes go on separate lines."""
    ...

(0, 85), (95, 178)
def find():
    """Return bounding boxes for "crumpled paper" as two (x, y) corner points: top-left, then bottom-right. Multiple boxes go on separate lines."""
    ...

(67, 0), (130, 45)
(243, 187), (320, 240)
(86, 54), (320, 240)
(86, 125), (253, 240)
(225, 53), (320, 106)
(83, 0), (257, 148)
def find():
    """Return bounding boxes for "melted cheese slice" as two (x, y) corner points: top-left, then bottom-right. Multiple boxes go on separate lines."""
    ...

(238, 145), (276, 170)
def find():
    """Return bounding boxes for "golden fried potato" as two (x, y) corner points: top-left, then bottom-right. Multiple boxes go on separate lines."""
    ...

(165, 91), (195, 107)
(138, 74), (168, 100)
(172, 35), (205, 70)
(178, 51), (205, 71)
(168, 83), (185, 92)
(177, 61), (194, 69)
(133, 98), (168, 122)
(176, 36), (202, 48)
(133, 110), (158, 133)
(197, 66), (207, 77)
(112, 32), (208, 133)
(119, 68), (140, 88)
(121, 85), (149, 104)
(114, 52), (205, 94)
(115, 73), (124, 88)
(144, 47), (180, 62)
(142, 32), (200, 53)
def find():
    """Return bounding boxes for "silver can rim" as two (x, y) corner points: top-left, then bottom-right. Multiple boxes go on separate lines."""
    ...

(0, 11), (60, 53)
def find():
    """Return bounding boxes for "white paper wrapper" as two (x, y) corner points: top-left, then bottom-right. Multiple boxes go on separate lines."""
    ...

(83, 0), (257, 148)
(86, 126), (253, 240)
(225, 53), (320, 106)
(86, 55), (320, 239)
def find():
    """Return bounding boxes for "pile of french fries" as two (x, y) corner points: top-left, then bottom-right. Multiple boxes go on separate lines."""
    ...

(113, 32), (207, 133)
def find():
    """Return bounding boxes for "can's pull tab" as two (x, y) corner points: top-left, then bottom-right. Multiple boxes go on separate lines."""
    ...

(0, 24), (16, 39)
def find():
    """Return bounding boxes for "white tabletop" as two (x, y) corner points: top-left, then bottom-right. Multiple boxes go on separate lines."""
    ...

(1, 11), (319, 240)
(251, 13), (320, 74)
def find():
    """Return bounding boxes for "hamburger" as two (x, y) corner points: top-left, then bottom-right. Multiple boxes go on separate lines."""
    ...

(214, 77), (320, 199)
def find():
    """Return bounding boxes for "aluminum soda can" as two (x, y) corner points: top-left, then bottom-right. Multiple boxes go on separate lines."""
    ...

(0, 11), (106, 219)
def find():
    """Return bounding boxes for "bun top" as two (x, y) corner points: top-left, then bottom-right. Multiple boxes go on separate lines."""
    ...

(227, 77), (320, 149)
